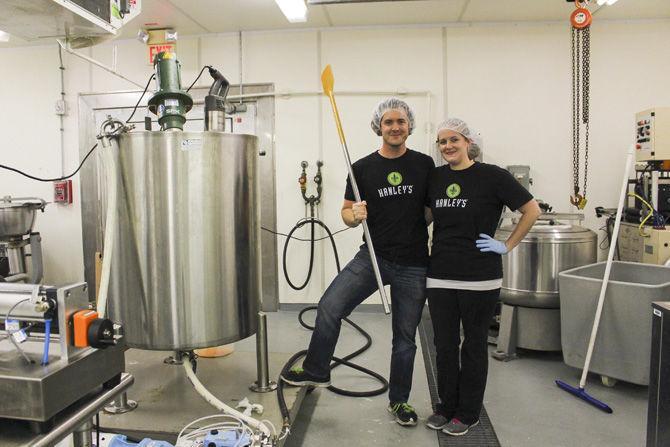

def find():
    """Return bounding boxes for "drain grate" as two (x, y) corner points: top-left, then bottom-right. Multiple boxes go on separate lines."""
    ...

(418, 306), (501, 447)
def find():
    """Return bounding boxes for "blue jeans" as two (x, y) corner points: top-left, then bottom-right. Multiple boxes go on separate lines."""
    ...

(302, 247), (427, 404)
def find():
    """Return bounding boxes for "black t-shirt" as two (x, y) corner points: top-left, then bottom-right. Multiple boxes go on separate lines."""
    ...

(428, 162), (533, 281)
(345, 149), (435, 266)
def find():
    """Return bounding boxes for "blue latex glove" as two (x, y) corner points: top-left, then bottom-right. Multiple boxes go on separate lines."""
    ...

(475, 233), (508, 254)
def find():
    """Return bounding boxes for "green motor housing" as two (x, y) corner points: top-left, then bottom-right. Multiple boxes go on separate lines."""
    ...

(147, 52), (193, 131)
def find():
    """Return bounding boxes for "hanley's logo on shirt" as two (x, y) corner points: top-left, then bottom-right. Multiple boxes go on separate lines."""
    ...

(435, 183), (467, 208)
(378, 171), (413, 197)
(446, 183), (461, 198)
(387, 171), (403, 186)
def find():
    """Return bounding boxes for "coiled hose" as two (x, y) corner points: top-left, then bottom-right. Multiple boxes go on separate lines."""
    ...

(277, 217), (389, 438)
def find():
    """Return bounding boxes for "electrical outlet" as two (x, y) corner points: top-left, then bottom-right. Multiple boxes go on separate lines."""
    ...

(55, 99), (68, 116)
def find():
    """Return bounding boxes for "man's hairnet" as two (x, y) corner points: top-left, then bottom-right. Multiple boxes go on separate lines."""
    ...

(370, 98), (415, 136)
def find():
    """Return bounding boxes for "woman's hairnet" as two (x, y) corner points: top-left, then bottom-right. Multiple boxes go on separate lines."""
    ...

(370, 98), (415, 136)
(437, 117), (483, 159)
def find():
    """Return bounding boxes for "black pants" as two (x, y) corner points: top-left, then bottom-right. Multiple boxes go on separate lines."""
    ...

(427, 287), (500, 425)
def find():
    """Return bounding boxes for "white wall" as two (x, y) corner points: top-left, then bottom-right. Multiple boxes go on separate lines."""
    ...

(1, 20), (668, 303)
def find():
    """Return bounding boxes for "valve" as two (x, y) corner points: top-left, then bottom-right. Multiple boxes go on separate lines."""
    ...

(299, 161), (308, 193)
(72, 310), (116, 349)
(298, 160), (324, 215)
(87, 318), (116, 349)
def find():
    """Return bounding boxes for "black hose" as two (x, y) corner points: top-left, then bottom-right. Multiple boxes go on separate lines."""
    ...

(298, 306), (388, 397)
(277, 217), (389, 434)
(282, 217), (343, 290)
(0, 143), (98, 182)
(282, 218), (316, 290)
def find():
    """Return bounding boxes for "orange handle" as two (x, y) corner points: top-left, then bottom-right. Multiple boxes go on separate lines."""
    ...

(73, 310), (98, 348)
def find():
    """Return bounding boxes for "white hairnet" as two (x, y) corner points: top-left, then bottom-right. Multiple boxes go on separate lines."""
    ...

(436, 118), (476, 141)
(437, 117), (483, 159)
(370, 98), (415, 136)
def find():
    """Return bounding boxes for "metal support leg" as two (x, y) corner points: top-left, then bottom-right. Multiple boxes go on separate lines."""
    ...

(164, 350), (184, 365)
(103, 391), (138, 414)
(250, 311), (277, 392)
(492, 303), (518, 361)
(29, 232), (43, 284)
(72, 420), (93, 447)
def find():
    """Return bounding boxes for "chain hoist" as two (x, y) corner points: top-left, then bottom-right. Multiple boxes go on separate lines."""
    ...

(569, 0), (592, 210)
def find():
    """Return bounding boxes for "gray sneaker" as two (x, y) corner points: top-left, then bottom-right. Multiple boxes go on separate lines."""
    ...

(442, 418), (480, 436)
(425, 413), (449, 430)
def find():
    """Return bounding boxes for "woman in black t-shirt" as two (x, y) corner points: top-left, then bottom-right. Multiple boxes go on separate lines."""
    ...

(425, 118), (541, 436)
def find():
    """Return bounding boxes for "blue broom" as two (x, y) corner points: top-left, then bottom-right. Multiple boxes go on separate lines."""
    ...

(555, 145), (635, 414)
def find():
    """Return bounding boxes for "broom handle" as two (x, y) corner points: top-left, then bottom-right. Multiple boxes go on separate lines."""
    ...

(579, 146), (635, 389)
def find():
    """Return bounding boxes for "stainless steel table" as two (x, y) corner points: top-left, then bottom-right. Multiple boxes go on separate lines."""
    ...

(0, 373), (134, 447)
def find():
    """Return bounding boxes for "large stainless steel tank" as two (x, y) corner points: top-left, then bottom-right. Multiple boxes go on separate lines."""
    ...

(107, 131), (260, 350)
(496, 220), (597, 308)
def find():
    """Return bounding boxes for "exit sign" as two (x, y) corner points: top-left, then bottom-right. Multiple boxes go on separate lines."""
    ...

(148, 44), (176, 64)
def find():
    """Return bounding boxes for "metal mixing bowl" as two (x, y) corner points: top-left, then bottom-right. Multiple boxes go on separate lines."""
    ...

(0, 197), (46, 239)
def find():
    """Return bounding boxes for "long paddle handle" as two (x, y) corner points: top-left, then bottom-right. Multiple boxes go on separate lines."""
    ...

(321, 66), (390, 315)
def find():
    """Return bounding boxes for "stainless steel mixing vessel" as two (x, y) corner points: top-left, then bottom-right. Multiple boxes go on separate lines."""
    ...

(496, 221), (597, 308)
(0, 197), (45, 240)
(107, 131), (260, 350)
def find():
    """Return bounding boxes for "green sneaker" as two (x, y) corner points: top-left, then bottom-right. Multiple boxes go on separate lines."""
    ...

(281, 366), (331, 387)
(387, 402), (418, 427)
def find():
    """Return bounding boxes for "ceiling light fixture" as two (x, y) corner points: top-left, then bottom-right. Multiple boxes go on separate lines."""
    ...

(596, 0), (619, 5)
(275, 0), (308, 23)
(0, 30), (9, 42)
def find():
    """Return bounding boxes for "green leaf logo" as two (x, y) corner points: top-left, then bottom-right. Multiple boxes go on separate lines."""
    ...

(446, 183), (461, 198)
(387, 171), (403, 186)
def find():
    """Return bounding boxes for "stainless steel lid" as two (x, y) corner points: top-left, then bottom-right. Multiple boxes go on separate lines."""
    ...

(496, 219), (596, 243)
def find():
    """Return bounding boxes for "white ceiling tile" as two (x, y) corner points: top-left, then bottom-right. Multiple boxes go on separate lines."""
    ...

(165, 0), (330, 33)
(593, 0), (670, 20)
(3, 0), (670, 48)
(324, 0), (467, 26)
(460, 0), (573, 23)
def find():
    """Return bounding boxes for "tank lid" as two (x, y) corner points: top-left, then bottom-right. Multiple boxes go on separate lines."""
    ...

(496, 221), (596, 242)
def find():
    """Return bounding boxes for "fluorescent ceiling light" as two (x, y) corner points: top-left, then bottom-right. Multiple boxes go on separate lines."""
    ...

(597, 0), (619, 5)
(275, 0), (308, 23)
(0, 30), (9, 42)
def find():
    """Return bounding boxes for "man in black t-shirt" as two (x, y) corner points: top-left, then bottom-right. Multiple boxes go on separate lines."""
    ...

(281, 98), (434, 427)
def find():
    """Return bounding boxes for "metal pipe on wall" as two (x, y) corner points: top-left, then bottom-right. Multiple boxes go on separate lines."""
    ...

(56, 39), (144, 89)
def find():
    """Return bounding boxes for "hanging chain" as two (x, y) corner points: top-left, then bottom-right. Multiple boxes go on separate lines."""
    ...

(570, 21), (590, 209)
(582, 26), (590, 200)
(571, 28), (579, 196)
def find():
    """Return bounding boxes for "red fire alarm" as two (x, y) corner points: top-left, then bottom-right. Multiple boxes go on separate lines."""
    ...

(54, 180), (73, 204)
